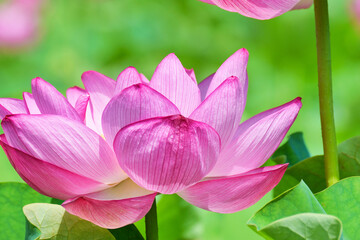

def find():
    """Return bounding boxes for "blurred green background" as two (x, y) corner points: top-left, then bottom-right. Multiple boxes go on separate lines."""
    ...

(0, 0), (359, 239)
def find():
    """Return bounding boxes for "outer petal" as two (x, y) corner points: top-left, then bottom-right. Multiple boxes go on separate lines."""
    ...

(81, 71), (116, 134)
(23, 93), (40, 114)
(205, 49), (248, 99)
(0, 135), (108, 200)
(62, 193), (157, 229)
(2, 114), (126, 184)
(0, 98), (27, 119)
(198, 73), (214, 101)
(178, 164), (287, 213)
(150, 53), (201, 116)
(102, 84), (180, 145)
(32, 78), (81, 121)
(113, 115), (221, 194)
(208, 97), (302, 177)
(190, 76), (245, 147)
(114, 67), (142, 95)
(200, 0), (305, 20)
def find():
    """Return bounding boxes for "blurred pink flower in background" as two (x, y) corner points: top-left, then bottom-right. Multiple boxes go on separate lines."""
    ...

(0, 0), (42, 48)
(198, 0), (313, 19)
(353, 0), (360, 26)
(0, 49), (301, 228)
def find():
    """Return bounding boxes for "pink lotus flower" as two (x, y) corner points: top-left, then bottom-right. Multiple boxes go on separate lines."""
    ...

(353, 0), (360, 26)
(198, 0), (313, 20)
(0, 0), (42, 48)
(0, 49), (301, 229)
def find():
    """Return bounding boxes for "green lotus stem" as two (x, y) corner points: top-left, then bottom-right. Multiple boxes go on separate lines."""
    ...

(145, 199), (159, 240)
(313, 0), (340, 186)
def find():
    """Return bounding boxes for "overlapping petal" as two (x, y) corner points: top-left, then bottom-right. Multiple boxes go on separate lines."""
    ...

(114, 115), (221, 194)
(66, 86), (90, 121)
(32, 78), (81, 121)
(185, 68), (197, 83)
(198, 73), (215, 101)
(102, 84), (180, 145)
(63, 193), (157, 229)
(0, 135), (108, 200)
(2, 114), (126, 184)
(82, 71), (116, 133)
(190, 76), (245, 147)
(0, 98), (27, 119)
(208, 97), (302, 177)
(178, 164), (287, 213)
(205, 49), (248, 99)
(66, 86), (87, 107)
(140, 73), (149, 84)
(150, 54), (201, 116)
(114, 67), (142, 95)
(198, 0), (312, 20)
(23, 92), (40, 114)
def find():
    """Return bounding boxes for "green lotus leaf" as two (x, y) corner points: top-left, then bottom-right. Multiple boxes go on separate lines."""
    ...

(0, 182), (51, 240)
(272, 132), (310, 167)
(258, 213), (342, 240)
(24, 203), (115, 240)
(315, 177), (360, 240)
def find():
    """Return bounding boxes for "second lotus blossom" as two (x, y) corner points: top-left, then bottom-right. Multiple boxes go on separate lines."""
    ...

(0, 48), (301, 228)
(198, 0), (313, 20)
(0, 0), (42, 48)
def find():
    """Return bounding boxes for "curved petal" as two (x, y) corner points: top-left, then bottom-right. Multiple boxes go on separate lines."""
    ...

(102, 84), (180, 145)
(2, 114), (126, 184)
(190, 76), (245, 147)
(178, 164), (287, 213)
(81, 71), (116, 134)
(23, 93), (40, 114)
(150, 53), (201, 116)
(114, 67), (142, 95)
(66, 86), (87, 107)
(62, 193), (157, 229)
(31, 78), (81, 121)
(205, 49), (248, 98)
(198, 73), (215, 101)
(113, 115), (221, 194)
(0, 135), (108, 200)
(202, 0), (304, 20)
(0, 98), (27, 120)
(208, 97), (302, 177)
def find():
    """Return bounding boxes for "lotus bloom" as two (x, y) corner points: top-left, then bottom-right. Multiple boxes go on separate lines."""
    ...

(353, 0), (360, 26)
(0, 0), (42, 48)
(198, 0), (313, 20)
(0, 49), (301, 229)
